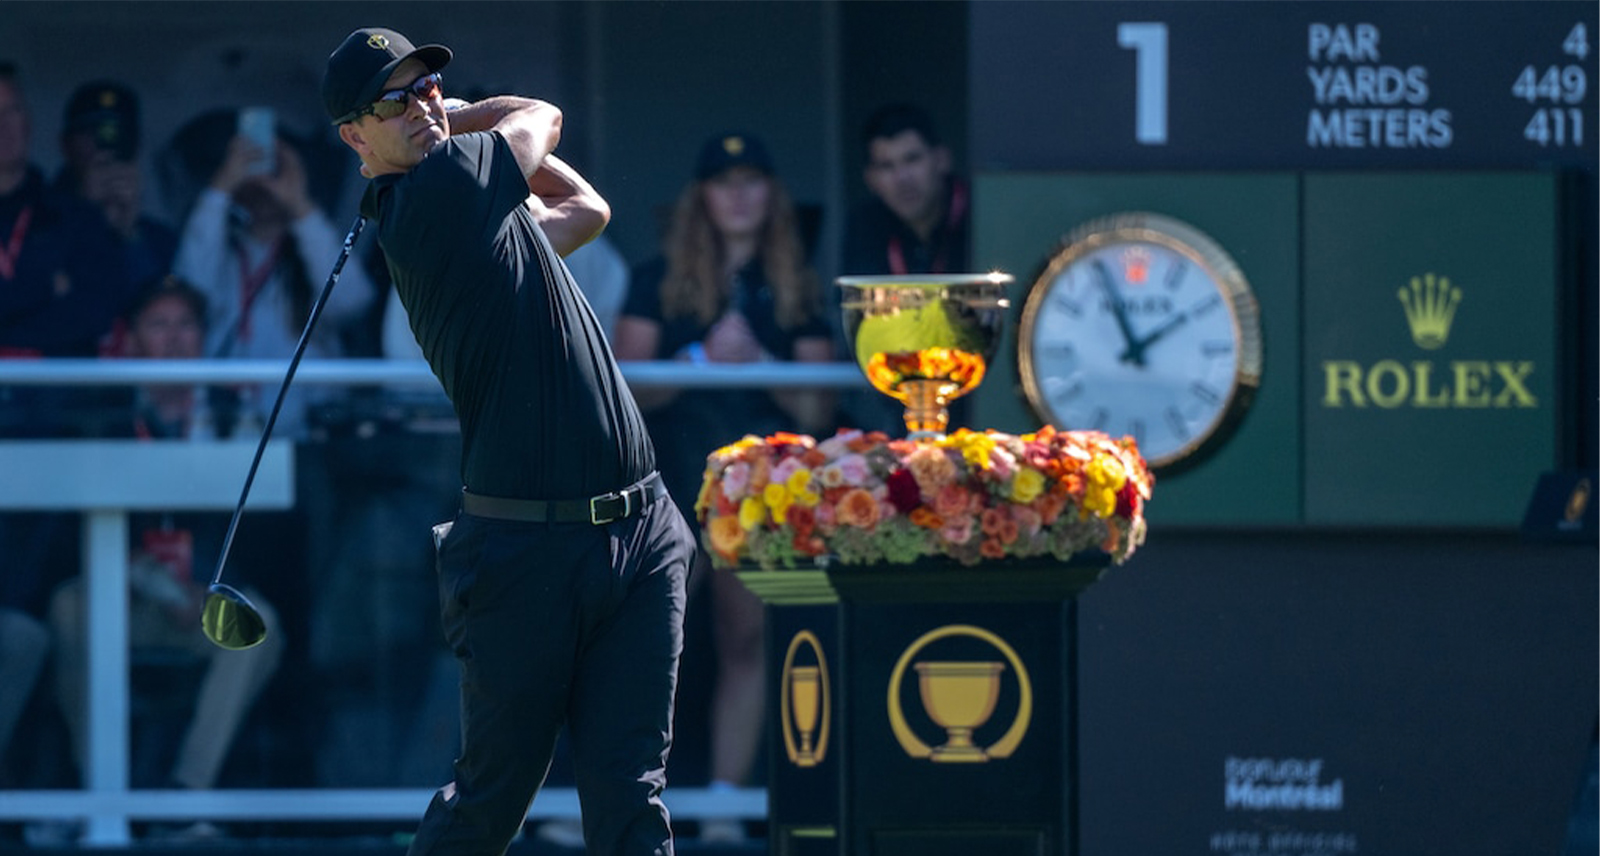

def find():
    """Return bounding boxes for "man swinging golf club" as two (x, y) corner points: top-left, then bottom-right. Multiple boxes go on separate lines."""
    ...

(321, 26), (695, 856)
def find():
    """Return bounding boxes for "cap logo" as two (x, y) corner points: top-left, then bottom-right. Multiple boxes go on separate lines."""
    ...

(97, 91), (118, 108)
(723, 136), (746, 156)
(366, 33), (390, 50)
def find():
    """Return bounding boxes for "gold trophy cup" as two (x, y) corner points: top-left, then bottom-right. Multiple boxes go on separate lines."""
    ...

(837, 273), (1013, 438)
(788, 666), (821, 762)
(913, 660), (1007, 762)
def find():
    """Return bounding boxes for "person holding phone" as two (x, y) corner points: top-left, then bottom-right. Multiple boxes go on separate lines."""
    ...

(171, 108), (376, 437)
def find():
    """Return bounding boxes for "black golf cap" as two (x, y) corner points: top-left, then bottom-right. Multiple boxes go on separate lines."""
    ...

(323, 27), (451, 124)
(63, 81), (141, 159)
(694, 131), (774, 180)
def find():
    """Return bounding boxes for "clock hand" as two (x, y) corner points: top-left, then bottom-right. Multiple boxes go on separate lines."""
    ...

(1121, 310), (1190, 363)
(1092, 260), (1144, 367)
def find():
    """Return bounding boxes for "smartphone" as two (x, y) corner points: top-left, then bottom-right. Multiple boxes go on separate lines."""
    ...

(237, 106), (276, 176)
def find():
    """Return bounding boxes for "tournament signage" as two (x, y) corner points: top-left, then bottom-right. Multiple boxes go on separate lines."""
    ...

(1301, 172), (1558, 525)
(971, 1), (1597, 171)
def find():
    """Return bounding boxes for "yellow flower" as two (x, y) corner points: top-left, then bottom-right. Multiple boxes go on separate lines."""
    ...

(1081, 454), (1127, 519)
(738, 496), (766, 530)
(942, 429), (996, 469)
(763, 481), (793, 525)
(1010, 466), (1045, 504)
(786, 469), (820, 507)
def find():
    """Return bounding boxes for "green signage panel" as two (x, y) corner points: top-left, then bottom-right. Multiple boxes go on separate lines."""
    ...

(972, 173), (1301, 525)
(1302, 172), (1559, 525)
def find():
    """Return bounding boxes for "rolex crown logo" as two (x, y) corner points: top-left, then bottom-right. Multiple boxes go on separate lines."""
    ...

(1398, 273), (1460, 350)
(723, 136), (746, 156)
(367, 33), (390, 50)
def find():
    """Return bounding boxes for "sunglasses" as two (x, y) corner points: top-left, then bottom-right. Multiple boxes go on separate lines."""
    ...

(343, 72), (443, 123)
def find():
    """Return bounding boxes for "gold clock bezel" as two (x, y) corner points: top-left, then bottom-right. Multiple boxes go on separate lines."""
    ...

(1016, 212), (1264, 472)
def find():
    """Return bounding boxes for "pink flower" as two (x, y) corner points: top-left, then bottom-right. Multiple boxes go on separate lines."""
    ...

(907, 445), (958, 493)
(934, 483), (971, 519)
(987, 447), (1016, 480)
(941, 516), (974, 545)
(771, 456), (804, 487)
(834, 453), (870, 486)
(720, 461), (750, 501)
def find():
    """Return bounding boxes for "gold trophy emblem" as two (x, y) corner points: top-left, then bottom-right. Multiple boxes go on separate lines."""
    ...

(781, 630), (830, 767)
(837, 273), (1013, 438)
(789, 666), (822, 761)
(913, 661), (1007, 762)
(887, 624), (1033, 763)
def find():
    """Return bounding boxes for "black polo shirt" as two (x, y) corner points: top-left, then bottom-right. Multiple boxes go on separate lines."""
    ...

(362, 132), (654, 499)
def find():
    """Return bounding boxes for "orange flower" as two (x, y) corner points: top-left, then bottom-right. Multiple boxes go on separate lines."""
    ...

(835, 488), (879, 529)
(980, 507), (1006, 537)
(979, 537), (1006, 559)
(909, 507), (943, 529)
(708, 516), (747, 563)
(998, 517), (1019, 545)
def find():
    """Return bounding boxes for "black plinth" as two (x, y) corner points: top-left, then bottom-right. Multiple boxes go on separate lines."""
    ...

(739, 556), (1109, 856)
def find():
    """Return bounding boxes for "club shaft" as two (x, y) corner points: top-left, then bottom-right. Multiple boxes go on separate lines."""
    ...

(209, 216), (366, 587)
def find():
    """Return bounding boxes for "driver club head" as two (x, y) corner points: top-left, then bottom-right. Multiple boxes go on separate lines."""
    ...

(202, 583), (268, 650)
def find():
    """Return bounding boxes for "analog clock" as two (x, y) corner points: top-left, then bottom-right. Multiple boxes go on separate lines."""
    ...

(1017, 212), (1263, 471)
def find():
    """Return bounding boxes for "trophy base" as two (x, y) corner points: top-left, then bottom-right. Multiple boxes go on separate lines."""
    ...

(929, 744), (991, 763)
(900, 379), (955, 437)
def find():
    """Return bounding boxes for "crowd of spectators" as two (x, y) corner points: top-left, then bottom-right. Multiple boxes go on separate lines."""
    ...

(0, 58), (969, 846)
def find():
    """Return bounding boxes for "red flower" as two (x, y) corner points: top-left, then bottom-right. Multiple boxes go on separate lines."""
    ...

(886, 468), (922, 514)
(1116, 479), (1141, 518)
(786, 504), (816, 537)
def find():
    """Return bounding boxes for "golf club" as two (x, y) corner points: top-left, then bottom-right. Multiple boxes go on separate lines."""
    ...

(202, 216), (366, 650)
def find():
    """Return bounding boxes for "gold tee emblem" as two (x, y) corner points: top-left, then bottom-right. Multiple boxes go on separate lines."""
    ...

(886, 624), (1032, 762)
(367, 34), (390, 50)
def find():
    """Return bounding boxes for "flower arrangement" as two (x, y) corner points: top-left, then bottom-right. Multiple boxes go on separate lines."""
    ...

(694, 425), (1154, 571)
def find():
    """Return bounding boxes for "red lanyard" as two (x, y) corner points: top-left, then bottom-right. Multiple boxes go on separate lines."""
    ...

(235, 239), (281, 342)
(886, 182), (967, 276)
(0, 206), (34, 280)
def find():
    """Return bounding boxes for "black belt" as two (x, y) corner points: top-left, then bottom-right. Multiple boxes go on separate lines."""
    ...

(461, 472), (667, 525)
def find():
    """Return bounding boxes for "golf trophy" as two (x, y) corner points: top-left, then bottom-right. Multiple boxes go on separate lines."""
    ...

(836, 273), (1013, 438)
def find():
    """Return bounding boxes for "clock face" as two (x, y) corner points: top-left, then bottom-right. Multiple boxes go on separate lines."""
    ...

(1018, 213), (1263, 470)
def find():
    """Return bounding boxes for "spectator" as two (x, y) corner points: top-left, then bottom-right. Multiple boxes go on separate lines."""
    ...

(45, 277), (284, 842)
(839, 102), (972, 432)
(172, 113), (376, 438)
(841, 102), (969, 277)
(0, 62), (135, 431)
(613, 130), (835, 843)
(0, 68), (136, 795)
(55, 80), (178, 306)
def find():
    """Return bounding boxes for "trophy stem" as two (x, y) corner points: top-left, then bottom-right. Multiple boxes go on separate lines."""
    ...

(901, 379), (951, 438)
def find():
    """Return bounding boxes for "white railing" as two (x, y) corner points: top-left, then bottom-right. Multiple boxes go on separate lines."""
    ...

(0, 358), (871, 389)
(0, 359), (864, 844)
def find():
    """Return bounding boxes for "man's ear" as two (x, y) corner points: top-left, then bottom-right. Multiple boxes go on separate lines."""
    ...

(933, 145), (953, 175)
(337, 122), (367, 154)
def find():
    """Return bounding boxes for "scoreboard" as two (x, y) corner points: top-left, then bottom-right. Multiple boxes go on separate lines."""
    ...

(971, 1), (1598, 170)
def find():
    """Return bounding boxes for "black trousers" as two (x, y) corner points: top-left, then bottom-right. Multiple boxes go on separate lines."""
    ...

(407, 493), (694, 856)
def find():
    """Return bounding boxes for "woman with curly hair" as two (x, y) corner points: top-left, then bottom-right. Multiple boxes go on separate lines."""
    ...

(613, 131), (835, 843)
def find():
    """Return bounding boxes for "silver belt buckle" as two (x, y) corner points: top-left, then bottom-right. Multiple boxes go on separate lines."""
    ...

(589, 488), (632, 525)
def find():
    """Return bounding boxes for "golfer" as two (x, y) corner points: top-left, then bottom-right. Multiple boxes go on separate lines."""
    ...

(323, 27), (694, 856)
